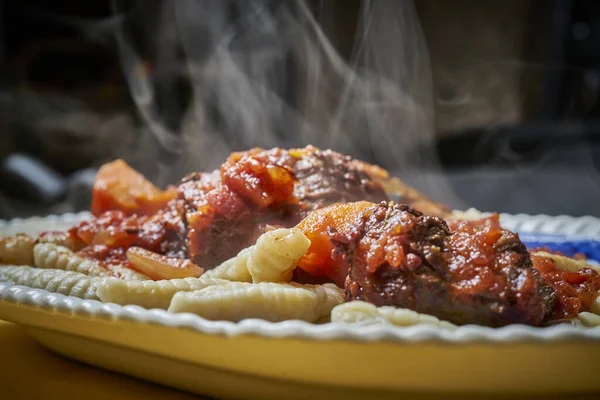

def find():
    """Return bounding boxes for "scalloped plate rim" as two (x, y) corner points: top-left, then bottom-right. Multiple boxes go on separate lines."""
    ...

(2, 282), (600, 344)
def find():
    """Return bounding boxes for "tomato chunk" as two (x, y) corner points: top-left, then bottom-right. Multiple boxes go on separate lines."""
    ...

(91, 159), (176, 216)
(221, 152), (297, 208)
(296, 201), (375, 286)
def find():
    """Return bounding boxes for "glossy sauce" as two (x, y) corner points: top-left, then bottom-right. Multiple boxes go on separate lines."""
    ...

(532, 253), (600, 320)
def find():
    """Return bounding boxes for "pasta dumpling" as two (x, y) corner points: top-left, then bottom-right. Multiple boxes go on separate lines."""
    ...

(202, 248), (252, 282)
(96, 276), (230, 309)
(0, 265), (99, 300)
(34, 243), (110, 277)
(34, 243), (150, 280)
(168, 281), (344, 322)
(203, 228), (310, 283)
(331, 301), (457, 329)
(247, 228), (310, 283)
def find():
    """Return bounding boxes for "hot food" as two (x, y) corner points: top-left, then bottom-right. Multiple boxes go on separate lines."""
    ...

(0, 146), (598, 327)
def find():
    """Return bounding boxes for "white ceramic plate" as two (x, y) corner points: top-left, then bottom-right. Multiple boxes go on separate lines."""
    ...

(1, 212), (600, 399)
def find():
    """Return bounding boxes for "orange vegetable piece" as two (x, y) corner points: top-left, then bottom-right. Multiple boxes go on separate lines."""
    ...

(296, 201), (375, 286)
(126, 246), (204, 280)
(91, 159), (176, 217)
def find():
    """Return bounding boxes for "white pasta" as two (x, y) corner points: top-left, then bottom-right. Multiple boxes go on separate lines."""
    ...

(450, 208), (487, 220)
(33, 243), (150, 280)
(202, 248), (252, 282)
(168, 282), (344, 322)
(0, 265), (99, 300)
(34, 243), (110, 277)
(331, 301), (457, 329)
(203, 228), (310, 283)
(534, 251), (600, 275)
(96, 276), (230, 309)
(575, 312), (600, 327)
(247, 228), (310, 283)
(0, 234), (36, 265)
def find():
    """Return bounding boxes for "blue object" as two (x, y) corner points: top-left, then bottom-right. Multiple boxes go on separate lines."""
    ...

(519, 232), (600, 261)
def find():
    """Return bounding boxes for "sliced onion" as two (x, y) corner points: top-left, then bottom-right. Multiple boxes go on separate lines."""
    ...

(126, 247), (204, 280)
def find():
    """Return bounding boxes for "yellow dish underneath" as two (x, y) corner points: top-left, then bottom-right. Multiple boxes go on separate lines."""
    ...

(1, 298), (600, 400)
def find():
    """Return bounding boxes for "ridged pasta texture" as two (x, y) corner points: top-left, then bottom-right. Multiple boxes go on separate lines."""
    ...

(0, 234), (36, 265)
(202, 248), (252, 282)
(96, 277), (230, 309)
(202, 228), (310, 283)
(34, 243), (150, 280)
(331, 301), (457, 329)
(168, 282), (344, 322)
(247, 228), (310, 283)
(34, 243), (110, 277)
(0, 265), (99, 300)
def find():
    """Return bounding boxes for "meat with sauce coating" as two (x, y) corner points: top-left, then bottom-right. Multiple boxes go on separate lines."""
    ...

(339, 202), (556, 327)
(180, 146), (390, 267)
(67, 146), (450, 271)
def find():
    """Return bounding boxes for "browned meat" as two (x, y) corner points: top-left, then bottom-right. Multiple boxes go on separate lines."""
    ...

(291, 146), (389, 214)
(340, 202), (556, 327)
(70, 146), (448, 271)
(180, 146), (389, 267)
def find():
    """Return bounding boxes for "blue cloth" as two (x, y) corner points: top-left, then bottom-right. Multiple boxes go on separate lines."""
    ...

(519, 233), (600, 261)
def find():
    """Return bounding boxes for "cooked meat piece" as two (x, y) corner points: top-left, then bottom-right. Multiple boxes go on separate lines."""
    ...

(291, 146), (388, 214)
(181, 146), (389, 267)
(70, 146), (449, 270)
(530, 267), (559, 323)
(341, 202), (555, 327)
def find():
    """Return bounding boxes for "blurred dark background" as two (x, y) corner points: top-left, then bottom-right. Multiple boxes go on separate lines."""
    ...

(1, 0), (600, 218)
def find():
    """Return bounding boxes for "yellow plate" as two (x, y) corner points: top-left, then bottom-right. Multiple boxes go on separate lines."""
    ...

(1, 282), (600, 399)
(2, 212), (600, 399)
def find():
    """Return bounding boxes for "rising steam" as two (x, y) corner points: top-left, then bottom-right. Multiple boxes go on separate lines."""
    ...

(111, 0), (462, 205)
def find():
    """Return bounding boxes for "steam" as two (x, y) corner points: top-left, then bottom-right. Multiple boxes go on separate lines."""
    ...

(111, 0), (462, 206)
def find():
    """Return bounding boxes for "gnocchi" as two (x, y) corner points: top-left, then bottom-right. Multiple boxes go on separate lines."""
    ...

(168, 282), (344, 322)
(0, 265), (100, 300)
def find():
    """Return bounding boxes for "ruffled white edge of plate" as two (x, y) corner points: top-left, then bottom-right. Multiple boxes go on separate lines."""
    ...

(1, 210), (600, 344)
